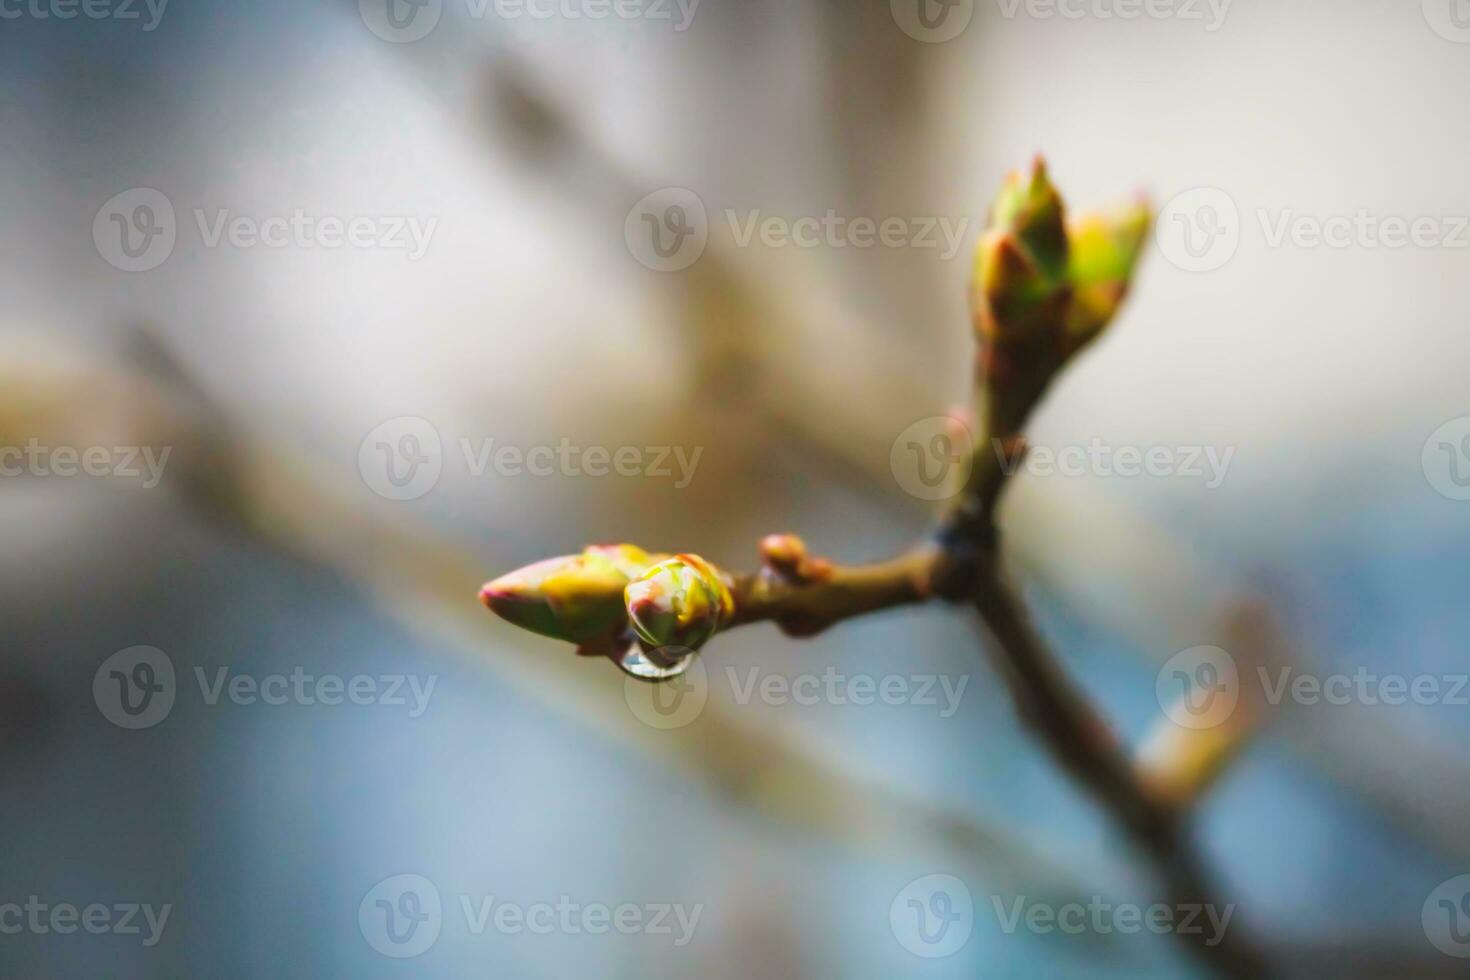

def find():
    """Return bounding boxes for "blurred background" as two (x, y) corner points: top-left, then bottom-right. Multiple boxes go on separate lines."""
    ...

(3, 0), (1470, 976)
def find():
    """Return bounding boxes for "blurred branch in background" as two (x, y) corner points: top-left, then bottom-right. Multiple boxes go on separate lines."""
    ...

(479, 53), (944, 511)
(1016, 488), (1470, 866)
(1, 328), (1133, 927)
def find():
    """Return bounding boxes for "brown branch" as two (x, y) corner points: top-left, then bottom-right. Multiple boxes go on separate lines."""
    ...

(968, 553), (1267, 977)
(728, 540), (943, 636)
(940, 370), (1272, 977)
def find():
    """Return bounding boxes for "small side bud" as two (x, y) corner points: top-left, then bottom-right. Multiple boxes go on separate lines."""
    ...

(624, 553), (734, 652)
(759, 533), (833, 584)
(760, 533), (808, 575)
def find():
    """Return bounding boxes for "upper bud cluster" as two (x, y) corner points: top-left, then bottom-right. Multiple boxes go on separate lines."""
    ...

(976, 159), (1146, 358)
(970, 157), (1150, 436)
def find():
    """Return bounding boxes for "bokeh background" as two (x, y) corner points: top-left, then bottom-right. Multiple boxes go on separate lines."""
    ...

(3, 0), (1470, 976)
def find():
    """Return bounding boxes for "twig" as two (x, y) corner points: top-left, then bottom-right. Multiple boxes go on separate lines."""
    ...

(937, 398), (1271, 977)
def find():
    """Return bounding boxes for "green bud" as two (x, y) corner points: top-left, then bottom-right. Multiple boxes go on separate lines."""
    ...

(480, 544), (660, 644)
(624, 553), (734, 652)
(1065, 199), (1151, 350)
(972, 158), (1071, 343)
(989, 156), (1069, 286)
(972, 159), (1151, 384)
(973, 230), (1067, 341)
